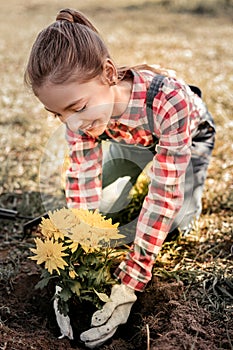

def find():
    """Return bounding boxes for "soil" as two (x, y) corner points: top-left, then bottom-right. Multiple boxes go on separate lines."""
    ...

(0, 230), (232, 350)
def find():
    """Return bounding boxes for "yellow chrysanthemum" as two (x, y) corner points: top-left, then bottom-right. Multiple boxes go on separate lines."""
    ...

(30, 238), (68, 275)
(39, 208), (124, 252)
(39, 217), (64, 240)
(67, 235), (100, 253)
(67, 209), (125, 250)
(49, 208), (79, 232)
(71, 209), (119, 229)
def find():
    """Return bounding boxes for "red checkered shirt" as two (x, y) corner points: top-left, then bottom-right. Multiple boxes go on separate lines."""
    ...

(65, 69), (207, 291)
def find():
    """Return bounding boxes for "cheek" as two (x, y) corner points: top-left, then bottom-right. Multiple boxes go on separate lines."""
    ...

(93, 87), (114, 112)
(86, 104), (112, 120)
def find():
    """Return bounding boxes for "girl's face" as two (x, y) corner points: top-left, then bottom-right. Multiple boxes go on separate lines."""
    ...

(36, 75), (116, 137)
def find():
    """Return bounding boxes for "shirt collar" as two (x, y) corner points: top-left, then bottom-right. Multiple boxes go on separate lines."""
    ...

(112, 69), (148, 124)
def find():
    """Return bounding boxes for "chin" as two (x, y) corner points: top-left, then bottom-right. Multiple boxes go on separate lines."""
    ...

(86, 125), (107, 138)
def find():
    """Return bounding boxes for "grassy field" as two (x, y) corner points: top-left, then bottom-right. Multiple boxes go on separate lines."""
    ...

(0, 0), (233, 349)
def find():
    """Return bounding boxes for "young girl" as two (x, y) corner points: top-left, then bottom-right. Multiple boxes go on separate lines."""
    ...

(25, 8), (215, 348)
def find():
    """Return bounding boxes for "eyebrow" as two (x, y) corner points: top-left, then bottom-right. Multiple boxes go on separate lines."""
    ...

(44, 99), (84, 114)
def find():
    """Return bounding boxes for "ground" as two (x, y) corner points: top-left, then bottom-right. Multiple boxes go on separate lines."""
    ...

(0, 229), (232, 350)
(0, 0), (233, 349)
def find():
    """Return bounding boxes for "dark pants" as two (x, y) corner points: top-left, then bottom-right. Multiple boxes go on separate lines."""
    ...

(101, 112), (215, 241)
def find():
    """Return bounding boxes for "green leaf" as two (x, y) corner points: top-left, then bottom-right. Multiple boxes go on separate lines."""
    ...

(76, 265), (88, 278)
(57, 298), (69, 316)
(70, 281), (81, 296)
(35, 277), (51, 290)
(59, 287), (72, 302)
(40, 269), (51, 279)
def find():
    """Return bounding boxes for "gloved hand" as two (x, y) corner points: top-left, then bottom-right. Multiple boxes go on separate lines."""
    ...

(99, 176), (131, 213)
(80, 284), (137, 349)
(53, 286), (74, 340)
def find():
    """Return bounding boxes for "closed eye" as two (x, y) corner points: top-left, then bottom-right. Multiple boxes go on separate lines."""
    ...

(75, 105), (87, 113)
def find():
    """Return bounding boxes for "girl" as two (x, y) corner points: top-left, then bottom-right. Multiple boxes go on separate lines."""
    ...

(25, 8), (215, 348)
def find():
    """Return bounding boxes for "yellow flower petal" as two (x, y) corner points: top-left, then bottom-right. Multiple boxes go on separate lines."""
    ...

(49, 208), (79, 234)
(69, 270), (78, 279)
(40, 217), (64, 240)
(29, 238), (68, 275)
(67, 209), (124, 250)
(71, 209), (119, 229)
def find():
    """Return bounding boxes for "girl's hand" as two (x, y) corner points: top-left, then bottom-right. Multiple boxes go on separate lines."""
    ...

(80, 284), (137, 348)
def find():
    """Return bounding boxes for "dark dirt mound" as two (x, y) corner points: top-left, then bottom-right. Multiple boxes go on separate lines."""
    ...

(0, 244), (232, 350)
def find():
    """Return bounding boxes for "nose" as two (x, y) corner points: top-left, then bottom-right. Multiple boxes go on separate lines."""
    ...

(65, 113), (83, 133)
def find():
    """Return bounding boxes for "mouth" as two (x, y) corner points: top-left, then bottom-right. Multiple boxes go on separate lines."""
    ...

(84, 123), (95, 131)
(84, 122), (108, 137)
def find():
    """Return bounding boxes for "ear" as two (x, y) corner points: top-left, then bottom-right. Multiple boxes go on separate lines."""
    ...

(102, 58), (118, 86)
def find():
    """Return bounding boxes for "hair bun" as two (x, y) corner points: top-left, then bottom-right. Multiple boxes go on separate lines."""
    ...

(56, 8), (98, 33)
(56, 9), (74, 23)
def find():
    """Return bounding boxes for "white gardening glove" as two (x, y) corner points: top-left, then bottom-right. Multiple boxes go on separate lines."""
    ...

(53, 286), (74, 340)
(80, 284), (137, 349)
(99, 176), (131, 213)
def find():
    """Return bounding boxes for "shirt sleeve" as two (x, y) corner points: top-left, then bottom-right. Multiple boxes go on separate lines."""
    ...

(65, 128), (103, 209)
(114, 78), (192, 291)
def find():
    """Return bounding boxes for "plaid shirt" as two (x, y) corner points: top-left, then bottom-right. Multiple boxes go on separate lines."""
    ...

(66, 69), (207, 291)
